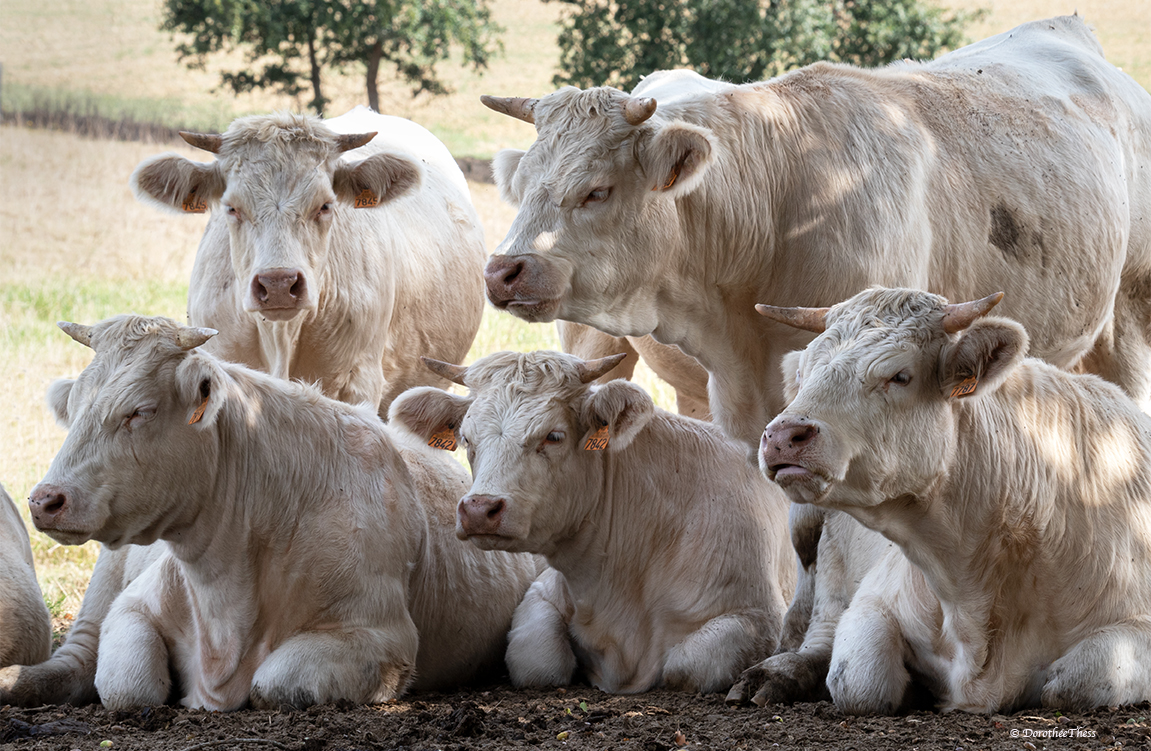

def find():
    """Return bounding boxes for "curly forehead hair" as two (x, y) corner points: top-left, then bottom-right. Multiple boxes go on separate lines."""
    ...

(462, 351), (595, 398)
(219, 111), (338, 163)
(535, 87), (638, 142)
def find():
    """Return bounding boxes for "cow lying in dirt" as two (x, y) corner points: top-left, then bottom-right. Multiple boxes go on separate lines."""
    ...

(0, 483), (50, 669)
(391, 351), (794, 693)
(756, 287), (1151, 712)
(16, 315), (535, 711)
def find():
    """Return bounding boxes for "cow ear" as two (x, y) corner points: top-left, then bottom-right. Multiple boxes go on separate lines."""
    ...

(939, 317), (1028, 401)
(130, 154), (225, 215)
(47, 379), (75, 428)
(175, 356), (226, 429)
(639, 121), (716, 198)
(333, 152), (423, 209)
(581, 380), (654, 452)
(492, 149), (526, 206)
(780, 350), (803, 404)
(389, 387), (472, 449)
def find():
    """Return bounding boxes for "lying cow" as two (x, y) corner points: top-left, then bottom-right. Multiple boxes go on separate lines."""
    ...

(390, 351), (794, 693)
(0, 483), (51, 669)
(131, 106), (485, 415)
(756, 286), (1151, 712)
(20, 315), (535, 711)
(480, 15), (1151, 703)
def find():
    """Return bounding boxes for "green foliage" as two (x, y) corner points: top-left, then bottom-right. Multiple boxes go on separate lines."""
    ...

(551, 0), (983, 91)
(162, 0), (503, 114)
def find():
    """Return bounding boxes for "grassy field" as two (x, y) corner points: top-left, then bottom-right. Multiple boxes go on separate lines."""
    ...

(0, 0), (1148, 622)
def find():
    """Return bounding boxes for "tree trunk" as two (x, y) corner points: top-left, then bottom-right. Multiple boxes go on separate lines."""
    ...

(306, 32), (325, 114)
(366, 38), (383, 112)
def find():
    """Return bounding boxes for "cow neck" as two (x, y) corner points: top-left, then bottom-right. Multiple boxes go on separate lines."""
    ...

(256, 313), (307, 382)
(544, 447), (617, 582)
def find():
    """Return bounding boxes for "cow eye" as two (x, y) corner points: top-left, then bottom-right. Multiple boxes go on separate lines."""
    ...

(888, 372), (912, 387)
(123, 407), (155, 431)
(316, 203), (333, 219)
(225, 205), (241, 221)
(546, 431), (565, 443)
(582, 188), (610, 206)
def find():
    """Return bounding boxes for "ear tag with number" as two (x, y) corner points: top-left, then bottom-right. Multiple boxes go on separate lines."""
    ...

(354, 189), (380, 208)
(428, 428), (458, 451)
(182, 190), (208, 213)
(188, 395), (209, 424)
(583, 425), (610, 451)
(950, 377), (978, 399)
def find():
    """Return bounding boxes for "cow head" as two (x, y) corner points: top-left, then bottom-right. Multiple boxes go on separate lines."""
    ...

(755, 287), (1026, 509)
(390, 351), (652, 554)
(482, 85), (717, 334)
(131, 113), (422, 322)
(29, 316), (228, 548)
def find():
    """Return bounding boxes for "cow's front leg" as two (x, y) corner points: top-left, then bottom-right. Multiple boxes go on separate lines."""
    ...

(250, 622), (419, 709)
(506, 568), (577, 687)
(826, 591), (911, 715)
(1042, 618), (1151, 710)
(664, 612), (775, 693)
(95, 597), (172, 710)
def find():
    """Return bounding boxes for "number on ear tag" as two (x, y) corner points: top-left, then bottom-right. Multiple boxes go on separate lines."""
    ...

(950, 377), (978, 399)
(428, 429), (457, 451)
(182, 191), (208, 213)
(583, 425), (610, 451)
(354, 189), (379, 208)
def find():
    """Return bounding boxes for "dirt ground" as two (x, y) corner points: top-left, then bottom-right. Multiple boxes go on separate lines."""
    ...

(2, 681), (1148, 751)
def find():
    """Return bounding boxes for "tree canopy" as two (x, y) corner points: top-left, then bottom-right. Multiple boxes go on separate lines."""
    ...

(551, 0), (982, 91)
(164, 0), (502, 114)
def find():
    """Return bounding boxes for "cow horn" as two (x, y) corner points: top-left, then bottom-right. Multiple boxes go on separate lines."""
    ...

(623, 97), (657, 126)
(177, 327), (217, 351)
(942, 291), (1005, 333)
(480, 95), (538, 124)
(576, 353), (628, 384)
(754, 304), (829, 334)
(58, 321), (93, 348)
(179, 131), (223, 154)
(422, 356), (469, 386)
(335, 132), (377, 152)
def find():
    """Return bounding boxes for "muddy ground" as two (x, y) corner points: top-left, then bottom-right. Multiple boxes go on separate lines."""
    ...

(3, 682), (1148, 751)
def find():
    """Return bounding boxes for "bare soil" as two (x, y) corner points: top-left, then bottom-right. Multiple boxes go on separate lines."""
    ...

(3, 682), (1147, 751)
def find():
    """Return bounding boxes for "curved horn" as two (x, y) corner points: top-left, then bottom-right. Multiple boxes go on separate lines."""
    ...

(58, 321), (93, 348)
(335, 132), (377, 152)
(179, 131), (223, 154)
(942, 291), (1004, 333)
(481, 95), (538, 124)
(422, 356), (469, 386)
(623, 97), (657, 126)
(755, 304), (829, 334)
(576, 353), (628, 384)
(177, 327), (217, 351)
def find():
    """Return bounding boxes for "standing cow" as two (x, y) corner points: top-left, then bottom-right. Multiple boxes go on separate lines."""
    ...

(480, 16), (1151, 702)
(20, 315), (535, 711)
(758, 286), (1151, 712)
(0, 483), (51, 669)
(131, 106), (485, 414)
(391, 351), (793, 693)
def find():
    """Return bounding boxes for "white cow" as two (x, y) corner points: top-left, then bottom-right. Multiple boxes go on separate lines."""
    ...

(390, 351), (794, 693)
(758, 287), (1151, 713)
(0, 483), (51, 669)
(21, 315), (535, 711)
(131, 106), (486, 415)
(480, 16), (1151, 703)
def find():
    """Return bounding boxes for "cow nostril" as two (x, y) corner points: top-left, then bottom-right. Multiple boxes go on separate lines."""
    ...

(790, 425), (817, 445)
(43, 494), (66, 514)
(289, 273), (304, 298)
(252, 276), (269, 303)
(501, 261), (524, 285)
(486, 499), (505, 519)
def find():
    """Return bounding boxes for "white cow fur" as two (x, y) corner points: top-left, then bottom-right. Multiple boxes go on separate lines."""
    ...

(762, 287), (1151, 713)
(131, 107), (485, 414)
(0, 483), (51, 669)
(22, 316), (535, 711)
(390, 351), (795, 693)
(484, 16), (1151, 703)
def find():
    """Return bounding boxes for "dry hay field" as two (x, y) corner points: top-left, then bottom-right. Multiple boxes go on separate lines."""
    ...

(0, 0), (1149, 748)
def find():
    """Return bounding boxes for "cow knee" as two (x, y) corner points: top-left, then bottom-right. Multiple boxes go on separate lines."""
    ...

(505, 588), (576, 688)
(826, 649), (908, 715)
(664, 615), (767, 693)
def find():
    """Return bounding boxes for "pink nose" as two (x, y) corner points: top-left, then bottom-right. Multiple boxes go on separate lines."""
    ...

(483, 255), (525, 306)
(458, 495), (507, 537)
(28, 484), (70, 530)
(251, 268), (307, 309)
(761, 418), (820, 468)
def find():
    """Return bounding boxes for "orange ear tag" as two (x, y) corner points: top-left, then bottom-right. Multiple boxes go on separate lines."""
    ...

(188, 395), (209, 424)
(583, 425), (610, 451)
(950, 377), (978, 399)
(428, 428), (458, 451)
(354, 189), (379, 208)
(181, 191), (208, 213)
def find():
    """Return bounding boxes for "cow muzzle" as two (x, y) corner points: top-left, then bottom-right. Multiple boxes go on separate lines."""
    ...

(760, 417), (828, 493)
(28, 483), (73, 534)
(248, 268), (309, 320)
(483, 255), (561, 321)
(457, 494), (508, 540)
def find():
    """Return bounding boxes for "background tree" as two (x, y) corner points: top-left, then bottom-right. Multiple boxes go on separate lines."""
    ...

(551, 0), (981, 91)
(164, 0), (502, 115)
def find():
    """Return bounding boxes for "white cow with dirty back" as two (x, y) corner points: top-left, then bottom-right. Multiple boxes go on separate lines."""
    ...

(131, 106), (485, 414)
(390, 351), (794, 693)
(757, 287), (1151, 712)
(20, 315), (535, 711)
(480, 16), (1151, 703)
(0, 483), (51, 670)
